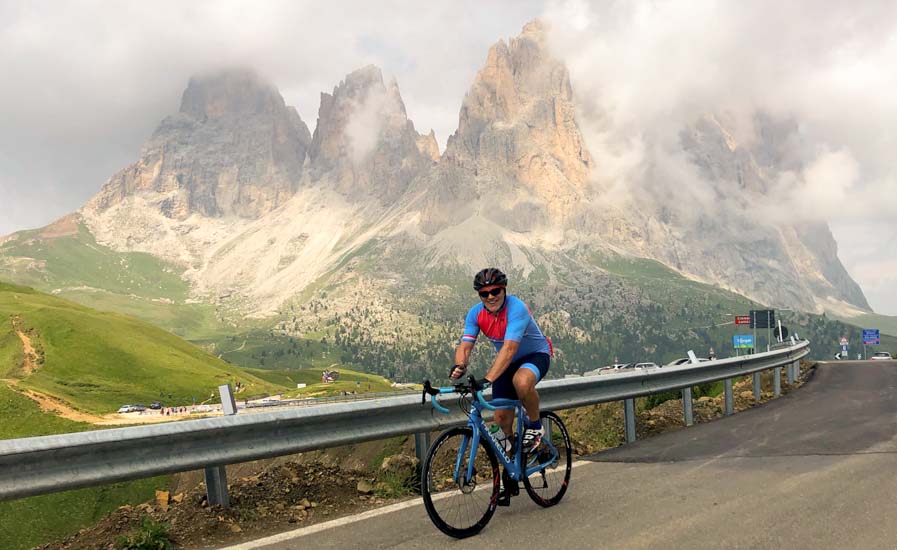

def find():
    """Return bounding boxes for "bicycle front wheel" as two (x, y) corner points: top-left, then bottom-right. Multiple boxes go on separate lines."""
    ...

(421, 426), (500, 538)
(522, 410), (572, 507)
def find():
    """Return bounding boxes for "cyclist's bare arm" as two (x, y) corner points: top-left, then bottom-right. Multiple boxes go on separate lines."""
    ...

(451, 341), (475, 379)
(485, 340), (519, 382)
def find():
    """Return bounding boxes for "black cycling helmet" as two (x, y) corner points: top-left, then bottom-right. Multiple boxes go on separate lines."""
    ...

(473, 267), (508, 290)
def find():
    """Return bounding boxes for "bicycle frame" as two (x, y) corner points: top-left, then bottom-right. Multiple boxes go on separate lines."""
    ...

(426, 385), (560, 485)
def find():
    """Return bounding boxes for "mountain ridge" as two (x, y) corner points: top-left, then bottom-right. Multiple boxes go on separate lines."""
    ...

(0, 21), (873, 342)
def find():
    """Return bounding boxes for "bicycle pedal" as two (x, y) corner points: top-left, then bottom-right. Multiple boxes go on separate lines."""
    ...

(501, 469), (519, 496)
(497, 490), (511, 507)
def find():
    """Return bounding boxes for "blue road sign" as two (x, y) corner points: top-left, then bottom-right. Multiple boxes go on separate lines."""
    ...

(863, 329), (880, 345)
(733, 334), (754, 349)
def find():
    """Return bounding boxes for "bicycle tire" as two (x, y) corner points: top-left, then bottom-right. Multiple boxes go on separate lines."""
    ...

(421, 426), (500, 538)
(522, 411), (572, 507)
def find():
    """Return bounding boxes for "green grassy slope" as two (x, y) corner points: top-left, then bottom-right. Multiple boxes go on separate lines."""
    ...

(0, 281), (294, 550)
(0, 377), (167, 550)
(0, 281), (286, 414)
(0, 223), (225, 339)
(0, 224), (187, 300)
(242, 366), (398, 397)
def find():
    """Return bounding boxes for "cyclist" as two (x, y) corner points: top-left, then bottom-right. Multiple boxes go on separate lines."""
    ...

(450, 267), (551, 455)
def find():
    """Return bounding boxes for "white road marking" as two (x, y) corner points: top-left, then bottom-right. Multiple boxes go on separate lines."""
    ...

(220, 460), (594, 549)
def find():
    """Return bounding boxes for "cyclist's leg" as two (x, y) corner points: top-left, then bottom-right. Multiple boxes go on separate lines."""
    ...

(512, 354), (550, 422)
(514, 355), (551, 452)
(491, 364), (520, 436)
(512, 368), (540, 422)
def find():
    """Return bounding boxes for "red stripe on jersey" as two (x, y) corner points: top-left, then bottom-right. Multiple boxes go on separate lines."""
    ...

(477, 307), (509, 342)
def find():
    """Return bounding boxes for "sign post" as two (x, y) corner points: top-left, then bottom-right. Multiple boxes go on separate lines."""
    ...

(862, 329), (880, 360)
(749, 310), (775, 352)
(733, 334), (754, 357)
(735, 315), (750, 356)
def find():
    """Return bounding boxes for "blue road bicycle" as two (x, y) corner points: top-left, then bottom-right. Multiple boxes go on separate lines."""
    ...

(420, 376), (572, 538)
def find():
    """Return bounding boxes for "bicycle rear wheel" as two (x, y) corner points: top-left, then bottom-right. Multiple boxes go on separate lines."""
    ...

(421, 426), (500, 538)
(522, 411), (572, 507)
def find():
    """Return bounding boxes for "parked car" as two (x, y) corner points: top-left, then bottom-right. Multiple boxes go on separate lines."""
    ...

(150, 401), (163, 409)
(634, 362), (660, 369)
(665, 357), (710, 367)
(117, 404), (138, 413)
(871, 352), (893, 360)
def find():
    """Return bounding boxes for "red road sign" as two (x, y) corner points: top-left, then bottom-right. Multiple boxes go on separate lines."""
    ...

(735, 315), (751, 325)
(840, 336), (848, 345)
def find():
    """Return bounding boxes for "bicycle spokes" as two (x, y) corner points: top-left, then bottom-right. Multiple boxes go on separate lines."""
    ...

(522, 411), (572, 507)
(422, 427), (500, 538)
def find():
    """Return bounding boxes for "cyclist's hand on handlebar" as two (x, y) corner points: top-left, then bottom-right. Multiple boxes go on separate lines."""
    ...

(469, 376), (492, 392)
(449, 364), (467, 380)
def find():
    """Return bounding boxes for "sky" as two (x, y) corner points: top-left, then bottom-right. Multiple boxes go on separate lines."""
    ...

(0, 0), (894, 313)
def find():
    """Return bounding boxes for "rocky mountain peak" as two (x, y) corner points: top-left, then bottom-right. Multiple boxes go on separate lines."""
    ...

(179, 68), (286, 119)
(67, 28), (870, 319)
(521, 18), (547, 37)
(306, 65), (437, 204)
(84, 69), (311, 220)
(420, 19), (592, 234)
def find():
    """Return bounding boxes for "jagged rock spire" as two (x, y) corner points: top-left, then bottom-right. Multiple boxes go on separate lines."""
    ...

(419, 19), (593, 234)
(88, 68), (311, 219)
(306, 65), (438, 204)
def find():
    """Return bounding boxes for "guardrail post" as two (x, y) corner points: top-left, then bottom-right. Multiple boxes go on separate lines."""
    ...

(724, 379), (734, 416)
(681, 387), (694, 427)
(204, 384), (236, 508)
(205, 465), (229, 507)
(787, 361), (796, 384)
(414, 432), (431, 466)
(752, 373), (761, 400)
(793, 360), (801, 381)
(624, 398), (636, 443)
(774, 367), (781, 396)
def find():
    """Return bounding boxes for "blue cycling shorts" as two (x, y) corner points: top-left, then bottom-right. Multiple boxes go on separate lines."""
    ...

(492, 352), (550, 400)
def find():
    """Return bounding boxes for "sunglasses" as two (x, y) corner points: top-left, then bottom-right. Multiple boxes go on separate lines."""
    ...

(478, 287), (505, 298)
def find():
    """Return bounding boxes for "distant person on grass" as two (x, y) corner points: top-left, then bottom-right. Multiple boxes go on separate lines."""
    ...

(449, 267), (552, 454)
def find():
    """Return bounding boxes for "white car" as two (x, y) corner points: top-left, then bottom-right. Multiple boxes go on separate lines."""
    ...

(117, 405), (137, 413)
(871, 352), (892, 360)
(591, 366), (616, 375)
(666, 357), (709, 367)
(634, 362), (660, 369)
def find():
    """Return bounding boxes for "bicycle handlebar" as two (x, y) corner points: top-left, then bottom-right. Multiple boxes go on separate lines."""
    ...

(421, 375), (496, 413)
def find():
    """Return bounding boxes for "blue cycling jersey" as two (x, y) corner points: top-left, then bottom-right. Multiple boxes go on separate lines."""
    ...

(461, 295), (551, 360)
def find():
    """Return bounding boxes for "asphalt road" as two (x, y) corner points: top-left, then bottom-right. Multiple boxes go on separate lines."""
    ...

(224, 360), (897, 550)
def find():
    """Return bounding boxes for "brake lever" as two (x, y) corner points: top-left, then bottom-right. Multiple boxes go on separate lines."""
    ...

(422, 379), (433, 405)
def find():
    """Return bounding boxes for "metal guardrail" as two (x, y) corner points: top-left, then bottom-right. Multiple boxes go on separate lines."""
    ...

(241, 389), (417, 410)
(0, 340), (809, 502)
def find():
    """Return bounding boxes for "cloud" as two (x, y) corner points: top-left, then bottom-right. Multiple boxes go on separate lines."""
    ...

(1, 0), (894, 312)
(830, 219), (897, 314)
(543, 0), (897, 312)
(0, 0), (543, 235)
(544, 0), (897, 216)
(344, 86), (394, 164)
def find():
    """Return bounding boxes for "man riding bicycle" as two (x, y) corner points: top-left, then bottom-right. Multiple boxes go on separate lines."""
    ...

(450, 267), (551, 455)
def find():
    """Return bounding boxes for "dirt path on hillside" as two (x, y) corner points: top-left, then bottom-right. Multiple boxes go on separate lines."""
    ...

(21, 389), (106, 423)
(6, 316), (207, 426)
(9, 384), (204, 426)
(12, 316), (40, 375)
